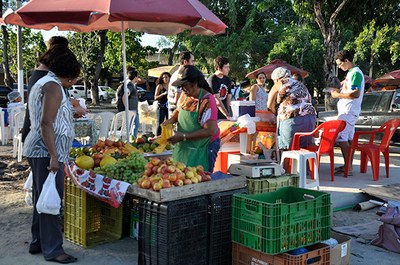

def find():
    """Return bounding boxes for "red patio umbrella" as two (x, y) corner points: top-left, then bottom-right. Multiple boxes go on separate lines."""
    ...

(245, 59), (309, 79)
(3, 0), (226, 35)
(374, 70), (400, 86)
(3, 0), (227, 138)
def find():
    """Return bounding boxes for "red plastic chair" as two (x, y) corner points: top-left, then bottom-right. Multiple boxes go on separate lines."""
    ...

(344, 119), (400, 181)
(291, 120), (346, 181)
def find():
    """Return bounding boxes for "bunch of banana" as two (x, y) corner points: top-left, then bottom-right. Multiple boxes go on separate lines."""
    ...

(123, 142), (140, 153)
(154, 124), (174, 153)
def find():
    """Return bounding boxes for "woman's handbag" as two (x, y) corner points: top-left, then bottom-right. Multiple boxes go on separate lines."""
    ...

(36, 171), (61, 215)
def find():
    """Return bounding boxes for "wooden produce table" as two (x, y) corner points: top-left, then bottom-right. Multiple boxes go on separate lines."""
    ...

(128, 174), (246, 202)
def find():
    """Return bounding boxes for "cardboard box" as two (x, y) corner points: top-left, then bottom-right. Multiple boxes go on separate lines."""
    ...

(330, 231), (352, 265)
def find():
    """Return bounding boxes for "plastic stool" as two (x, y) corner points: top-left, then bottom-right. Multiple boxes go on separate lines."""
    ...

(280, 150), (319, 190)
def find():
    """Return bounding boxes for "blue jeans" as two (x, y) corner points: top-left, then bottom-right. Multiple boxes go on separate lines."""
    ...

(132, 112), (140, 138)
(278, 114), (316, 149)
(208, 138), (221, 172)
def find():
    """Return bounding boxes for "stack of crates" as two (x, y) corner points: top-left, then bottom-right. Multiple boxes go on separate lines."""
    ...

(64, 176), (124, 247)
(208, 188), (247, 265)
(246, 174), (299, 194)
(138, 196), (209, 265)
(138, 188), (247, 265)
(231, 187), (331, 264)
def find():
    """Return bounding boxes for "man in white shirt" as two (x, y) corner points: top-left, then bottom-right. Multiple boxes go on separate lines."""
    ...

(168, 51), (195, 118)
(331, 50), (364, 175)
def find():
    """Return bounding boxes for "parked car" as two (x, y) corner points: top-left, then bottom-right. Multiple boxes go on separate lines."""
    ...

(90, 86), (112, 101)
(67, 85), (88, 99)
(111, 86), (155, 106)
(137, 86), (155, 105)
(317, 89), (400, 142)
(0, 86), (13, 108)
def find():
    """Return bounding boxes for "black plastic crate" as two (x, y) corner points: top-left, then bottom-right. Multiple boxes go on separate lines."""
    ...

(208, 188), (247, 265)
(122, 193), (140, 237)
(138, 196), (208, 265)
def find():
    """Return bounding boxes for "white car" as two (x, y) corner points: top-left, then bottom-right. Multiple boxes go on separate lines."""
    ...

(67, 85), (110, 101)
(92, 86), (111, 101)
(67, 85), (87, 99)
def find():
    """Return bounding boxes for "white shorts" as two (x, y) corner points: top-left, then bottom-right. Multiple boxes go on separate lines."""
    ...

(337, 113), (358, 142)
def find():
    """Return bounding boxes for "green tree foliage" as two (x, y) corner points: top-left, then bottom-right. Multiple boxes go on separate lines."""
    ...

(346, 21), (400, 78)
(177, 0), (298, 81)
(67, 32), (99, 94)
(103, 30), (158, 79)
(0, 27), (46, 83)
(268, 25), (324, 95)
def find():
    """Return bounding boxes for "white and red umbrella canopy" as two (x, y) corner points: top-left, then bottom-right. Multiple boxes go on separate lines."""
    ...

(3, 0), (226, 35)
(3, 0), (226, 139)
(246, 59), (309, 80)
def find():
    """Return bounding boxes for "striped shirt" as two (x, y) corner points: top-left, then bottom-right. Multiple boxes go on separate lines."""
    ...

(23, 72), (75, 162)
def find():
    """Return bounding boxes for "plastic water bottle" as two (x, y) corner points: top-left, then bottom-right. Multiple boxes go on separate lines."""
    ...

(322, 238), (339, 248)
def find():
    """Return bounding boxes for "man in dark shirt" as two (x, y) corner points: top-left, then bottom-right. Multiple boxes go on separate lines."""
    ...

(207, 56), (232, 120)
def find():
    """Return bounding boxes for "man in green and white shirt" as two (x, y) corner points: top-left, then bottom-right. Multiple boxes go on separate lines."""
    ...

(331, 50), (364, 175)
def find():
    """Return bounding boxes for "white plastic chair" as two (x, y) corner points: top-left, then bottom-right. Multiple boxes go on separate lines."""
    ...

(8, 105), (26, 138)
(12, 111), (26, 162)
(91, 111), (115, 140)
(280, 150), (319, 190)
(0, 110), (8, 145)
(109, 110), (136, 141)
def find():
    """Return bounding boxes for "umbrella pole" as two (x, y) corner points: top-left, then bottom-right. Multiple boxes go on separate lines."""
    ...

(121, 22), (130, 141)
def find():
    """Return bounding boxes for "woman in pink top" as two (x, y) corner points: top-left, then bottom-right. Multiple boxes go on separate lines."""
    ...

(163, 65), (220, 172)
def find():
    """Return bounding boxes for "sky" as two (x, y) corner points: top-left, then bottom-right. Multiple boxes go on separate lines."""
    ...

(40, 29), (164, 48)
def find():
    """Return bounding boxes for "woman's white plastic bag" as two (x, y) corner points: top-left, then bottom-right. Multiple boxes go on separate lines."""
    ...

(36, 171), (61, 215)
(23, 171), (33, 206)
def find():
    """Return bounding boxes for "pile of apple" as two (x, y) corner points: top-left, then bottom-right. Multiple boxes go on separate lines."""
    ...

(137, 157), (212, 191)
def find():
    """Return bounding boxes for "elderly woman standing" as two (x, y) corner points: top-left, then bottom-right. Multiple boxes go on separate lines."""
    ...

(23, 47), (81, 264)
(271, 67), (316, 150)
(249, 72), (269, 110)
(163, 65), (220, 172)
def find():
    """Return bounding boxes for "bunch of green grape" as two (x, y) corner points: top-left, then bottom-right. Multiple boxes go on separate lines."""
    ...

(93, 152), (146, 183)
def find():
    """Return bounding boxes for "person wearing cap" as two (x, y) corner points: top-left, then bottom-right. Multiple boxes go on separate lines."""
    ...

(6, 91), (24, 126)
(163, 65), (220, 172)
(7, 91), (23, 107)
(271, 67), (316, 150)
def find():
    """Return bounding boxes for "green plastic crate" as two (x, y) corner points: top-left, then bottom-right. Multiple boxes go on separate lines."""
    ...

(232, 187), (331, 255)
(246, 174), (299, 194)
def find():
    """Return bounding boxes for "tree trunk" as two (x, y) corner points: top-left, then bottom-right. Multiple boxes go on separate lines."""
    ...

(91, 30), (107, 105)
(1, 25), (14, 87)
(313, 0), (350, 83)
(167, 39), (180, 66)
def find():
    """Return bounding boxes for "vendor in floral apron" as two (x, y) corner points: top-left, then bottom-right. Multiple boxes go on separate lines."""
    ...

(163, 65), (220, 172)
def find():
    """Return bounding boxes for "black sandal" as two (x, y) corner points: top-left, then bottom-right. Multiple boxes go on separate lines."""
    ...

(48, 254), (77, 264)
(28, 245), (42, 255)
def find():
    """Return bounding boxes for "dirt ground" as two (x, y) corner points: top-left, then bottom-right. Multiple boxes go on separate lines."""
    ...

(1, 141), (400, 265)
